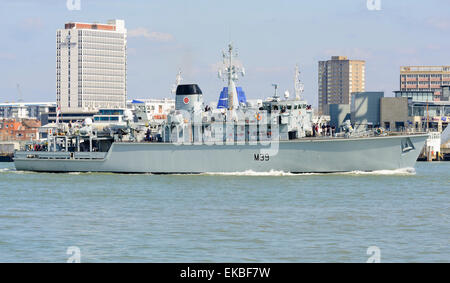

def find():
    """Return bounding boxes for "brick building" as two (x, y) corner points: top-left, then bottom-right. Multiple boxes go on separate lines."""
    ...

(0, 119), (41, 141)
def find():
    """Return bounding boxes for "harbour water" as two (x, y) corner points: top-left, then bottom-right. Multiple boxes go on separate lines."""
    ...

(0, 162), (448, 262)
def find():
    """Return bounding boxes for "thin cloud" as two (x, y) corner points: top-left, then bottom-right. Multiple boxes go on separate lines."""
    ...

(427, 17), (450, 31)
(254, 66), (288, 74)
(21, 17), (44, 30)
(426, 44), (441, 51)
(0, 52), (16, 60)
(395, 47), (417, 56)
(323, 48), (373, 60)
(128, 28), (174, 42)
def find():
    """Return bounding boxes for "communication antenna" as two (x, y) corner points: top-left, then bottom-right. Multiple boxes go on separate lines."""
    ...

(17, 84), (24, 102)
(294, 64), (304, 100)
(171, 70), (183, 94)
(218, 42), (245, 110)
(272, 83), (279, 99)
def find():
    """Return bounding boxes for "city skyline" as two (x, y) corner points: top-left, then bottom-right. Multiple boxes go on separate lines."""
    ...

(1, 0), (450, 107)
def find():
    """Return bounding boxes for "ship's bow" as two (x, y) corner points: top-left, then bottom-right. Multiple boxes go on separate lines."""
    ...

(398, 134), (428, 169)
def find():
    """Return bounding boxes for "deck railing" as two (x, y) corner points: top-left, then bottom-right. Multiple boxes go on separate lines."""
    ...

(14, 151), (107, 160)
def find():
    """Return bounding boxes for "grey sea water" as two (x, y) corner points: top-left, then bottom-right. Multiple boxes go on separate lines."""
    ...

(0, 162), (448, 262)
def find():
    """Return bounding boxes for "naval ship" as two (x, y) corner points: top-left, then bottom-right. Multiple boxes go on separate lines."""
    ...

(14, 44), (428, 173)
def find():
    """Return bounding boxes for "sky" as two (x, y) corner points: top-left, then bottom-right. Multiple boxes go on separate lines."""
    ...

(1, 0), (450, 108)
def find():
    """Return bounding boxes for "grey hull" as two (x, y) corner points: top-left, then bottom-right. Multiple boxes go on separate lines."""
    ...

(14, 134), (428, 173)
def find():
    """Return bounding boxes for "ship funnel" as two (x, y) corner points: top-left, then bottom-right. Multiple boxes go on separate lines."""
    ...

(175, 84), (203, 111)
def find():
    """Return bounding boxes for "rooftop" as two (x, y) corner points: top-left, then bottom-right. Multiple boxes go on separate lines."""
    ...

(400, 66), (450, 73)
(0, 102), (56, 107)
(63, 20), (125, 32)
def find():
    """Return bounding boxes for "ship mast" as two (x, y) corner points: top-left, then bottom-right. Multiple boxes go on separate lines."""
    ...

(294, 64), (304, 101)
(171, 70), (183, 94)
(218, 43), (245, 110)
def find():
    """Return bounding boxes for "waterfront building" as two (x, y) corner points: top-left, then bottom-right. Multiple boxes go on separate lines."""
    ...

(45, 98), (176, 125)
(440, 86), (450, 101)
(93, 109), (126, 124)
(128, 98), (175, 123)
(0, 102), (56, 120)
(394, 90), (434, 103)
(46, 106), (97, 124)
(329, 104), (351, 131)
(380, 97), (450, 132)
(318, 56), (365, 115)
(350, 92), (384, 130)
(56, 20), (127, 113)
(380, 97), (409, 131)
(0, 119), (41, 141)
(400, 66), (450, 101)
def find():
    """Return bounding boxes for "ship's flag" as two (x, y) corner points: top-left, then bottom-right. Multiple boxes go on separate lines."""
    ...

(56, 106), (61, 125)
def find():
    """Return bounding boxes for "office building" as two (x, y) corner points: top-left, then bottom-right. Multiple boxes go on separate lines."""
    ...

(400, 66), (450, 101)
(57, 20), (127, 113)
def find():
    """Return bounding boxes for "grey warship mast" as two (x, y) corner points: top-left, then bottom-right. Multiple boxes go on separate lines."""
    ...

(218, 43), (245, 110)
(14, 43), (428, 173)
(294, 64), (304, 101)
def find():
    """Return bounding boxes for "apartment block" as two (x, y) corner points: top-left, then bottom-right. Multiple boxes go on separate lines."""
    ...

(318, 56), (365, 115)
